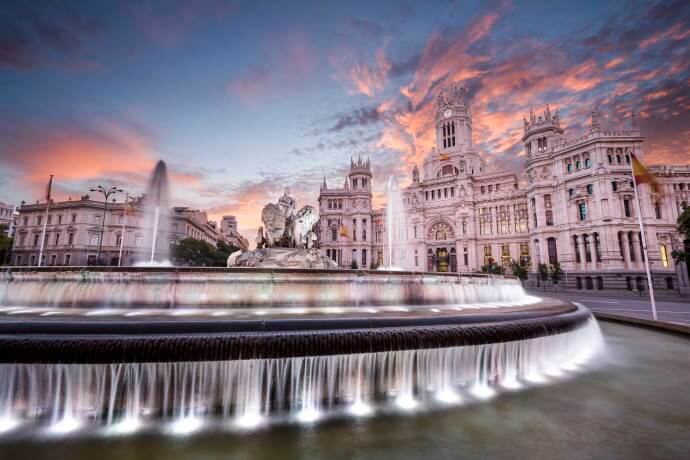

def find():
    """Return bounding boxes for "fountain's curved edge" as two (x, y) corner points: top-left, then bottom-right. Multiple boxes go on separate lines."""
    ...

(0, 301), (591, 363)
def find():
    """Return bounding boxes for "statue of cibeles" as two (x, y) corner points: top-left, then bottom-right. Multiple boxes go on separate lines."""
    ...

(262, 203), (287, 247)
(278, 188), (296, 221)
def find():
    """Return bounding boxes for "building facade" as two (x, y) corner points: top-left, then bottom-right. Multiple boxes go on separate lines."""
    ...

(11, 197), (229, 266)
(318, 83), (690, 293)
(0, 201), (16, 237)
(220, 215), (249, 251)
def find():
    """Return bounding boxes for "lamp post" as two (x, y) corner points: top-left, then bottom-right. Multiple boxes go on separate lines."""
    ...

(90, 185), (123, 265)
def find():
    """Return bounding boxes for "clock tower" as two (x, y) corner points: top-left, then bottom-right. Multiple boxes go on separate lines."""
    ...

(435, 83), (473, 155)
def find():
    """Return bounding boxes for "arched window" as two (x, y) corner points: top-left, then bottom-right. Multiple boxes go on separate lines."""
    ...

(636, 277), (645, 292)
(585, 277), (593, 290)
(576, 277), (582, 289)
(626, 277), (633, 291)
(596, 276), (604, 290)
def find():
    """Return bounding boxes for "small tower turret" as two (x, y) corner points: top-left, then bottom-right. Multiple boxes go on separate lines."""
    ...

(348, 156), (372, 193)
(522, 105), (564, 157)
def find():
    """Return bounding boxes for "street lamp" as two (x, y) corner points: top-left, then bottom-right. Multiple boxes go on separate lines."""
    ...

(90, 185), (123, 265)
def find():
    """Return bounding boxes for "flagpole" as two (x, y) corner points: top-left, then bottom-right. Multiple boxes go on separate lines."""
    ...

(630, 148), (657, 320)
(37, 175), (53, 267)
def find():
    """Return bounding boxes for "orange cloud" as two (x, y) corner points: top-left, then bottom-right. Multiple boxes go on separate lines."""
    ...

(331, 42), (391, 97)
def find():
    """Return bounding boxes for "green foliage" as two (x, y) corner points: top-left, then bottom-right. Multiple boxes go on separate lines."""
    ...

(508, 259), (529, 281)
(481, 263), (504, 275)
(537, 263), (550, 282)
(171, 238), (239, 267)
(0, 233), (12, 265)
(549, 261), (564, 285)
(350, 260), (359, 269)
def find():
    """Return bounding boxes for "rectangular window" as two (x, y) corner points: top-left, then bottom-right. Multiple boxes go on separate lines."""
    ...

(135, 234), (143, 247)
(68, 233), (74, 245)
(483, 245), (492, 266)
(362, 219), (367, 241)
(660, 244), (669, 268)
(90, 233), (100, 246)
(612, 181), (617, 191)
(566, 163), (573, 173)
(587, 184), (593, 194)
(54, 233), (60, 245)
(578, 203), (588, 221)
(37, 216), (42, 225)
(65, 254), (71, 266)
(352, 219), (357, 242)
(623, 199), (631, 217)
(34, 234), (40, 246)
(58, 215), (63, 224)
(501, 244), (510, 267)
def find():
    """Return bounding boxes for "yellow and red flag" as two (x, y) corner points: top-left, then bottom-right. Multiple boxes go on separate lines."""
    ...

(439, 153), (450, 161)
(339, 224), (349, 239)
(631, 153), (657, 185)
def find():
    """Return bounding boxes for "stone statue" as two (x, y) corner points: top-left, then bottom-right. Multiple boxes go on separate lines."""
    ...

(262, 203), (287, 247)
(230, 189), (335, 269)
(293, 205), (319, 249)
(278, 188), (296, 221)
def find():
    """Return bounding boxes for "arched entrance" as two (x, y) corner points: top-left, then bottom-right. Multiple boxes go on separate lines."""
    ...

(426, 220), (456, 273)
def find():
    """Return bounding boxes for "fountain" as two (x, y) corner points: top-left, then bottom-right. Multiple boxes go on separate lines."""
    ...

(136, 161), (172, 267)
(384, 176), (409, 270)
(0, 186), (605, 439)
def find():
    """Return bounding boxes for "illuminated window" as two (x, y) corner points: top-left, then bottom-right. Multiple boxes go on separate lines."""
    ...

(660, 244), (669, 268)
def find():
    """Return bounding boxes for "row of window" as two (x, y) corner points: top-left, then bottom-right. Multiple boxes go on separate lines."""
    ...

(480, 183), (501, 194)
(425, 187), (456, 201)
(440, 122), (456, 149)
(351, 178), (369, 189)
(482, 243), (530, 267)
(565, 155), (592, 173)
(326, 199), (344, 210)
(606, 147), (631, 166)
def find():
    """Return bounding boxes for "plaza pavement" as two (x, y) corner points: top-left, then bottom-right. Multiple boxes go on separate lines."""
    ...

(527, 288), (690, 325)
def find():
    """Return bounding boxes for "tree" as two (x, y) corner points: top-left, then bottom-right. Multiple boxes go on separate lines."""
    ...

(671, 204), (690, 265)
(0, 233), (12, 265)
(350, 260), (359, 269)
(549, 261), (564, 290)
(172, 238), (218, 267)
(481, 262), (504, 275)
(213, 241), (240, 266)
(508, 259), (529, 283)
(537, 263), (550, 291)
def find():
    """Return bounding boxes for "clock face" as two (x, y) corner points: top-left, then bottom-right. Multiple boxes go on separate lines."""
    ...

(443, 108), (453, 118)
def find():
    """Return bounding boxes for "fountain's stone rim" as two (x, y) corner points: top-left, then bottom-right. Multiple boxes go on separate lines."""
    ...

(0, 266), (517, 279)
(0, 302), (591, 363)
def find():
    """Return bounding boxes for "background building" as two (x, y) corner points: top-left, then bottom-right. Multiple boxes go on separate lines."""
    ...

(0, 201), (16, 237)
(318, 83), (690, 293)
(11, 196), (232, 266)
(220, 215), (249, 250)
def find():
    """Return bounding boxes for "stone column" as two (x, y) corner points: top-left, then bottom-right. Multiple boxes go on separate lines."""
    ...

(621, 231), (631, 268)
(631, 232), (642, 268)
(577, 234), (587, 271)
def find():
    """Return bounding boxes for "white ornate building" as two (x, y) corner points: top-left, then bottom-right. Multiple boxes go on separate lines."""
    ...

(318, 83), (690, 293)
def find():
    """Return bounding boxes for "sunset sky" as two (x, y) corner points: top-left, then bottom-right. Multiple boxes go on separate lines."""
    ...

(1, 0), (689, 237)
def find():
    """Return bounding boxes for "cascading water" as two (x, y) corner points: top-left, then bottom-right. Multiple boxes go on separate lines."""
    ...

(384, 176), (409, 270)
(138, 161), (172, 266)
(0, 319), (603, 436)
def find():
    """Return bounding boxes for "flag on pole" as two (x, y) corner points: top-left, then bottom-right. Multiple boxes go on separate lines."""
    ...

(439, 153), (450, 161)
(45, 175), (54, 201)
(339, 224), (349, 239)
(631, 153), (657, 185)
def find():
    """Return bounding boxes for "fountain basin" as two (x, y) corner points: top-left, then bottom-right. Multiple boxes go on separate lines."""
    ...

(0, 267), (604, 437)
(0, 267), (527, 308)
